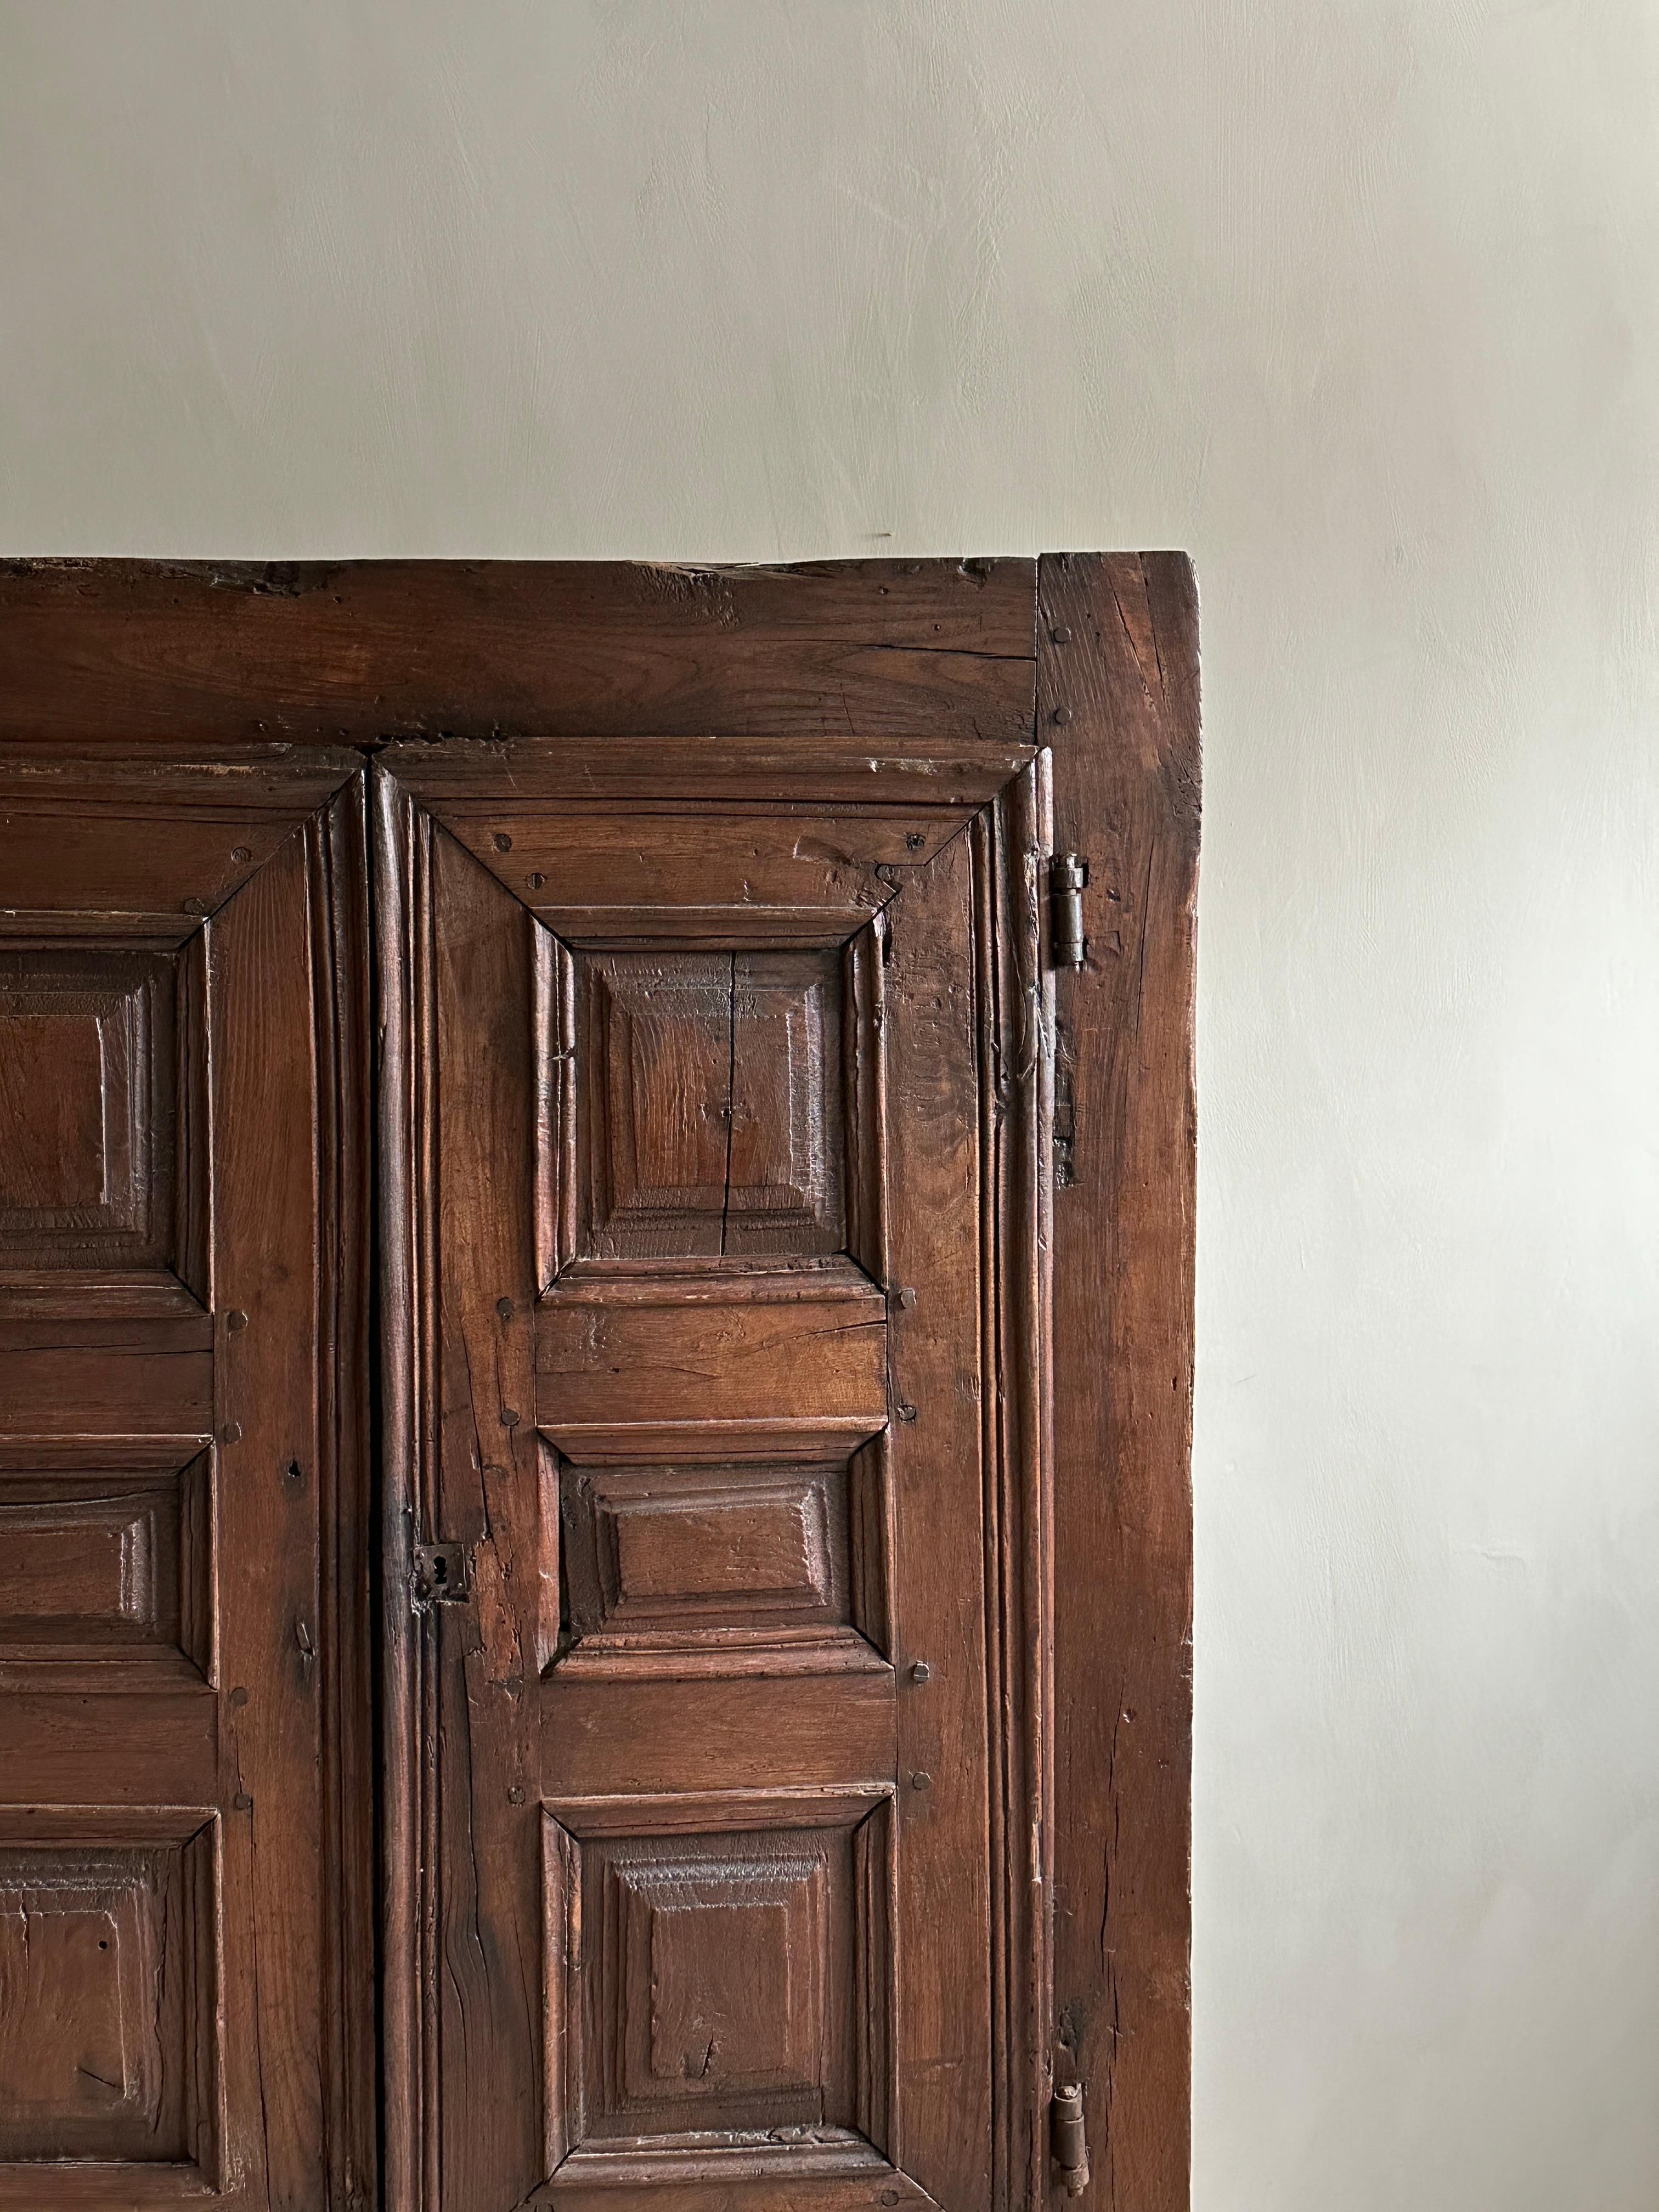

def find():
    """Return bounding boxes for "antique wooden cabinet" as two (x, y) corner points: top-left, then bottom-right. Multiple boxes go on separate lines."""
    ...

(0, 556), (1196, 2212)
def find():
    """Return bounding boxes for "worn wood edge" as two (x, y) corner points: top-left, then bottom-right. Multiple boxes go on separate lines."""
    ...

(371, 763), (425, 2212)
(1040, 552), (1199, 2212)
(958, 769), (1056, 2210)
(306, 776), (377, 2212)
(379, 733), (1038, 808)
(0, 746), (360, 789)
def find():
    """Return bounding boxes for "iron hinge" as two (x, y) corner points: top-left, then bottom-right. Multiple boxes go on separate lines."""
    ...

(412, 1543), (471, 1606)
(1048, 853), (1089, 968)
(1052, 2079), (1091, 2196)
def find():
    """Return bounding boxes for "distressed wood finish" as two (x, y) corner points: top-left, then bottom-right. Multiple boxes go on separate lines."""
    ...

(377, 722), (1055, 2211)
(1042, 554), (1199, 2212)
(0, 559), (1035, 748)
(0, 758), (373, 2212)
(0, 555), (1197, 2211)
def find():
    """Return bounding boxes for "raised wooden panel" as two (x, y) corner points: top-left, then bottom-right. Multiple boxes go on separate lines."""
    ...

(0, 1454), (209, 1675)
(537, 1273), (889, 1454)
(577, 949), (847, 1262)
(544, 1794), (894, 2177)
(0, 946), (193, 1289)
(0, 933), (208, 1318)
(553, 1443), (891, 1680)
(0, 1812), (215, 2171)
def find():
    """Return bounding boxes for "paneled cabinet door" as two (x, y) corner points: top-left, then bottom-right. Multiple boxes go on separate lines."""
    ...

(377, 737), (1056, 2211)
(0, 757), (373, 2211)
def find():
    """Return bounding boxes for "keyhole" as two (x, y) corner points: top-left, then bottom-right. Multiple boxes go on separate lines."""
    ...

(431, 1556), (448, 1587)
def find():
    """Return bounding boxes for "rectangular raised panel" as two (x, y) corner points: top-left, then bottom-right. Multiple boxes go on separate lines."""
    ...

(0, 950), (168, 1254)
(544, 1794), (893, 2174)
(0, 1454), (209, 1674)
(0, 1813), (215, 2169)
(577, 949), (847, 1261)
(537, 1277), (888, 1450)
(0, 940), (207, 1306)
(568, 1464), (843, 1625)
(552, 1447), (891, 1678)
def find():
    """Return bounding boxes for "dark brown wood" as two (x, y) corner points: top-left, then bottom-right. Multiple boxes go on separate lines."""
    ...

(1042, 554), (1199, 2212)
(0, 759), (373, 2211)
(0, 555), (1197, 2212)
(376, 727), (1053, 2209)
(0, 559), (1035, 748)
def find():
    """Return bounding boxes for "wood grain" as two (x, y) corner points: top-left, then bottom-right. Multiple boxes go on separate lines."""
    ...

(428, 805), (961, 943)
(1042, 553), (1199, 2211)
(0, 763), (374, 2211)
(0, 558), (1035, 747)
(379, 730), (1058, 2208)
(0, 555), (1197, 2211)
(385, 733), (1037, 808)
(0, 752), (356, 926)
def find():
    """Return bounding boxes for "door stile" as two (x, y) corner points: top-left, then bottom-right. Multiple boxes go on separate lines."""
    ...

(968, 761), (1057, 2209)
(303, 778), (377, 2212)
(373, 769), (428, 2212)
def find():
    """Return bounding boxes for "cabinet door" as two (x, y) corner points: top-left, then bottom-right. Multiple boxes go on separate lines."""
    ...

(377, 733), (1054, 2211)
(0, 757), (373, 2211)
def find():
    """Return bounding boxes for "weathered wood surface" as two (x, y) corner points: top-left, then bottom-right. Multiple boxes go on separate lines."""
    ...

(0, 769), (374, 2208)
(0, 554), (1197, 2212)
(377, 748), (1052, 2210)
(1042, 552), (1199, 2212)
(0, 558), (1035, 747)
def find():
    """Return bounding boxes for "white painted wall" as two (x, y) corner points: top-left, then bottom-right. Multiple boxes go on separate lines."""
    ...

(3, 4), (1655, 2204)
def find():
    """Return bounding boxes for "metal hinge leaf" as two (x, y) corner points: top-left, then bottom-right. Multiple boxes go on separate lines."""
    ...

(1048, 853), (1088, 969)
(1052, 2079), (1091, 2196)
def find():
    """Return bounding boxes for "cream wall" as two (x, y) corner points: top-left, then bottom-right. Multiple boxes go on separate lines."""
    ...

(3, 4), (1656, 2205)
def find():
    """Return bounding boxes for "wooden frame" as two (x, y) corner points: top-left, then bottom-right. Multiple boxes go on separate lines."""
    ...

(0, 553), (1197, 2212)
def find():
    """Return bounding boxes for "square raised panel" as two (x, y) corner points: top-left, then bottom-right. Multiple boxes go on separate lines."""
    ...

(0, 942), (206, 1304)
(544, 1793), (893, 2169)
(574, 948), (849, 1262)
(0, 1451), (211, 1678)
(0, 1812), (216, 2169)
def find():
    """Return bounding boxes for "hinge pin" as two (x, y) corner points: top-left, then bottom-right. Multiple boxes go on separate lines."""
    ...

(1049, 854), (1088, 968)
(1052, 2079), (1091, 2195)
